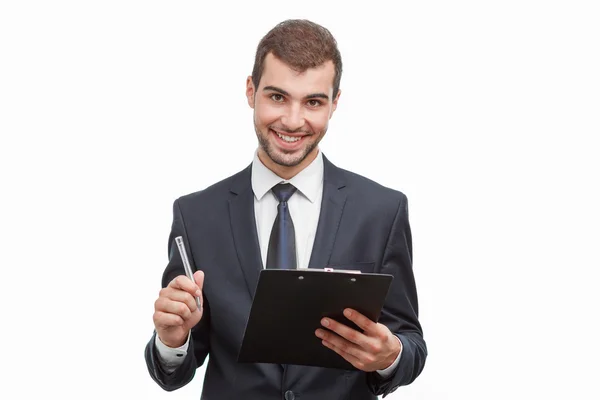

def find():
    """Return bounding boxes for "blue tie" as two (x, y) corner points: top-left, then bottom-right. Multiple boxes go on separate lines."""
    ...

(266, 183), (297, 270)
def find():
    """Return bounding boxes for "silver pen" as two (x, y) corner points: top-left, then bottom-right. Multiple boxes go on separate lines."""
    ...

(175, 236), (202, 310)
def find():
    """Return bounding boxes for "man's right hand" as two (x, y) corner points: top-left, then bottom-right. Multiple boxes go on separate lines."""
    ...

(153, 270), (204, 348)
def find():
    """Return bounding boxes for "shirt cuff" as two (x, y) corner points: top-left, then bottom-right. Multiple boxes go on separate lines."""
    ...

(376, 335), (402, 378)
(154, 331), (191, 371)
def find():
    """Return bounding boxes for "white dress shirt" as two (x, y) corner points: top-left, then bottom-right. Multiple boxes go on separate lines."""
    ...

(155, 149), (401, 377)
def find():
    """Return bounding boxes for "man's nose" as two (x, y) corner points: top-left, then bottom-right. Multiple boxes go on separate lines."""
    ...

(280, 103), (305, 132)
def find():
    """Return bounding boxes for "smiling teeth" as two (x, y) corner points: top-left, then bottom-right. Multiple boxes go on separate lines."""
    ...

(276, 132), (301, 143)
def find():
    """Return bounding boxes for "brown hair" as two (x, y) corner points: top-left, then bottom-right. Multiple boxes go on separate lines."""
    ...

(252, 19), (343, 98)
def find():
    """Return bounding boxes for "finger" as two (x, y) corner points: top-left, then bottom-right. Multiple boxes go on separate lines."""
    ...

(321, 339), (366, 370)
(161, 287), (198, 313)
(192, 271), (204, 310)
(155, 297), (193, 320)
(193, 270), (205, 294)
(320, 317), (370, 348)
(315, 328), (369, 360)
(343, 309), (378, 335)
(153, 310), (184, 328)
(168, 275), (201, 297)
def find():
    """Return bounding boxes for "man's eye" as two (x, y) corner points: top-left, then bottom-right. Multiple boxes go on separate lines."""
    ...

(271, 94), (284, 102)
(308, 99), (322, 107)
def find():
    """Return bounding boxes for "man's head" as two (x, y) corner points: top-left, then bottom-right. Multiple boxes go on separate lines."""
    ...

(246, 19), (343, 178)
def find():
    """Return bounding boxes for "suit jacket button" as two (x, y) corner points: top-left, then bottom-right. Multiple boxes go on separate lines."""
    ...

(284, 390), (295, 400)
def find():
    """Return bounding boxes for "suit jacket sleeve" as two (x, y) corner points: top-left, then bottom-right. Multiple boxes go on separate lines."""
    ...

(144, 198), (212, 391)
(367, 194), (428, 397)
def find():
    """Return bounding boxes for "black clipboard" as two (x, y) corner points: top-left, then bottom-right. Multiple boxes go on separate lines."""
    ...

(237, 269), (393, 370)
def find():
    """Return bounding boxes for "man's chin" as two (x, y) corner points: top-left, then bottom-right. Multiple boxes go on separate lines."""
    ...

(264, 147), (306, 167)
(270, 154), (305, 167)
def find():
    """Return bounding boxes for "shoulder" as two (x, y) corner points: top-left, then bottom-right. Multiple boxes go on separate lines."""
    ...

(343, 169), (407, 220)
(175, 164), (251, 210)
(342, 167), (406, 199)
(326, 157), (408, 209)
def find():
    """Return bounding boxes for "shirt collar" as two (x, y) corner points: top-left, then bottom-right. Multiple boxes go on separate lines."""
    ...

(251, 149), (324, 203)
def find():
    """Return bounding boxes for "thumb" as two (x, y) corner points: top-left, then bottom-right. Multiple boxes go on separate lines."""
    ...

(193, 270), (205, 292)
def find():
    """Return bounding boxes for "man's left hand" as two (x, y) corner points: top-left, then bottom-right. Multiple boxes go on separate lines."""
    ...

(315, 308), (402, 372)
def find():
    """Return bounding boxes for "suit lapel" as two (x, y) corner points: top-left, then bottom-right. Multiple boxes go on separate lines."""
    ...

(307, 155), (347, 270)
(228, 165), (263, 299)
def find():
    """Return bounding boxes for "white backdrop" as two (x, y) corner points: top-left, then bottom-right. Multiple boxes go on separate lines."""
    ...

(1, 1), (599, 399)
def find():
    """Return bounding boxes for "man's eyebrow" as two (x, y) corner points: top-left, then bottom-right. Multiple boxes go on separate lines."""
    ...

(263, 86), (290, 96)
(305, 93), (329, 100)
(263, 85), (329, 101)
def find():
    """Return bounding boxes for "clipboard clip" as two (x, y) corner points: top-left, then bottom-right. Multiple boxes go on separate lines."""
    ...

(298, 267), (362, 274)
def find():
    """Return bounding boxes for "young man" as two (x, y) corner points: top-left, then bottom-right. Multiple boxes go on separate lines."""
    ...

(145, 19), (427, 399)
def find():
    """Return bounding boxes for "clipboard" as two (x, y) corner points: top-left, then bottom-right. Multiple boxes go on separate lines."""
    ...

(237, 268), (393, 370)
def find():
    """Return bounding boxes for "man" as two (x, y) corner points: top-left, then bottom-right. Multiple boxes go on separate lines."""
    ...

(145, 19), (427, 399)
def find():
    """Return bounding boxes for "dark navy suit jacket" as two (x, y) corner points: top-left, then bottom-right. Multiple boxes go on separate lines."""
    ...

(145, 155), (427, 399)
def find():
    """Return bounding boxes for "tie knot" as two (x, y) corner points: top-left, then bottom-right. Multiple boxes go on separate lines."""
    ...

(271, 183), (297, 203)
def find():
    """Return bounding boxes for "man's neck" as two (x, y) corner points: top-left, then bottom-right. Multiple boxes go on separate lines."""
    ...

(257, 148), (319, 180)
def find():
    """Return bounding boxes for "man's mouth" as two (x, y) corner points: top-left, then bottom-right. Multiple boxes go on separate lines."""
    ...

(270, 129), (307, 143)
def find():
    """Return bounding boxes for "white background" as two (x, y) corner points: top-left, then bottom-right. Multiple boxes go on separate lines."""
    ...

(1, 1), (599, 399)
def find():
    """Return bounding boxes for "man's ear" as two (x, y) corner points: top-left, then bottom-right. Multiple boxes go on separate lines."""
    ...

(330, 88), (342, 117)
(246, 76), (255, 109)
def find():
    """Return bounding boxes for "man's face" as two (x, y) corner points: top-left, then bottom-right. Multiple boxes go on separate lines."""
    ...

(246, 53), (340, 168)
